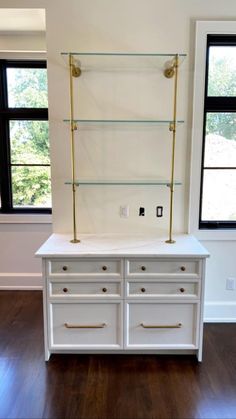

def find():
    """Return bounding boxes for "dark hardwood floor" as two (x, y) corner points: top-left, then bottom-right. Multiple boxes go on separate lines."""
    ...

(0, 291), (236, 419)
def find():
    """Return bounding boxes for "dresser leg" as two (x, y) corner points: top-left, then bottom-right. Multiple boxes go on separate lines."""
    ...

(197, 348), (202, 362)
(45, 349), (51, 362)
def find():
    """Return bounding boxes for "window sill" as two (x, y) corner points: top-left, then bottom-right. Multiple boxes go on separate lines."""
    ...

(193, 229), (236, 241)
(0, 214), (52, 224)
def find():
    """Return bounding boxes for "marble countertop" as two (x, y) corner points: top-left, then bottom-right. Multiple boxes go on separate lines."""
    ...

(36, 233), (210, 258)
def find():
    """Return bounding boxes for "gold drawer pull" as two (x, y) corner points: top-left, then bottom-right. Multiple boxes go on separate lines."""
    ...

(140, 322), (182, 329)
(180, 266), (186, 272)
(64, 322), (106, 329)
(102, 266), (108, 271)
(141, 266), (146, 271)
(62, 266), (68, 271)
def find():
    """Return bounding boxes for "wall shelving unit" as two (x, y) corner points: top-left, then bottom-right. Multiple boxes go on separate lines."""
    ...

(61, 52), (186, 244)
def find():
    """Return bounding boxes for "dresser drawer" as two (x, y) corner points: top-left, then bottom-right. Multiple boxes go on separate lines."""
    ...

(49, 301), (123, 349)
(126, 259), (200, 278)
(48, 258), (122, 278)
(127, 281), (199, 299)
(50, 281), (121, 298)
(125, 302), (198, 348)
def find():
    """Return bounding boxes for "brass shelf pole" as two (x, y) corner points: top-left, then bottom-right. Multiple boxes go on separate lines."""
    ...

(69, 54), (80, 243)
(165, 54), (179, 244)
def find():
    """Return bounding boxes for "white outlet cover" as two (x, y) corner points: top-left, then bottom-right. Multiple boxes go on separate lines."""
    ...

(120, 205), (129, 218)
(226, 277), (236, 290)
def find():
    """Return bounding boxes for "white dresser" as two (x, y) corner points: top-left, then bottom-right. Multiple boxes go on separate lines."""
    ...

(36, 234), (209, 361)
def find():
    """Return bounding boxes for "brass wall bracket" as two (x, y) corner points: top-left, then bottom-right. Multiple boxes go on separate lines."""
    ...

(71, 122), (78, 131)
(72, 64), (81, 78)
(169, 122), (176, 132)
(163, 58), (178, 79)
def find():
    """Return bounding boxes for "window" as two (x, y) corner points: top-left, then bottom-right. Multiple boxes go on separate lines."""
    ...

(0, 60), (51, 214)
(200, 35), (236, 229)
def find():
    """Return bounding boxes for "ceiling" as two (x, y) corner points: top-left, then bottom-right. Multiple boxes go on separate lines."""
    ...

(0, 9), (45, 32)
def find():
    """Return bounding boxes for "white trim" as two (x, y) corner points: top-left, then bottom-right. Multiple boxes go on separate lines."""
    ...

(0, 272), (43, 289)
(0, 31), (46, 36)
(0, 214), (52, 224)
(0, 286), (42, 290)
(0, 51), (46, 59)
(204, 318), (236, 323)
(189, 21), (236, 241)
(204, 300), (236, 322)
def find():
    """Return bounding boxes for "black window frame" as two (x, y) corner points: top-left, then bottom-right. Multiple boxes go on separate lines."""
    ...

(199, 34), (236, 229)
(0, 59), (51, 214)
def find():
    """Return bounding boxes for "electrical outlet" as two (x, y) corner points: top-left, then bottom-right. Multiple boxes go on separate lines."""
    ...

(226, 277), (236, 290)
(120, 205), (129, 218)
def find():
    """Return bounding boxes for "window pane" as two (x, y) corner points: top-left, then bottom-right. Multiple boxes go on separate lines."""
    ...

(12, 166), (51, 208)
(10, 120), (50, 164)
(7, 67), (48, 108)
(204, 113), (236, 167)
(208, 46), (236, 97)
(201, 169), (236, 221)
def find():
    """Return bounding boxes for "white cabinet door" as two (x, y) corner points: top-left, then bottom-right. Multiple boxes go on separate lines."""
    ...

(125, 301), (199, 349)
(49, 301), (123, 350)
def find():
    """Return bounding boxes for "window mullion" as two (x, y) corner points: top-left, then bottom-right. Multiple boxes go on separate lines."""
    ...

(0, 61), (12, 212)
(205, 97), (236, 112)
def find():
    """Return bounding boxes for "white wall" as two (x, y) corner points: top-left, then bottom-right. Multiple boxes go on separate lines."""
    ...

(0, 32), (46, 51)
(0, 15), (51, 289)
(1, 0), (236, 320)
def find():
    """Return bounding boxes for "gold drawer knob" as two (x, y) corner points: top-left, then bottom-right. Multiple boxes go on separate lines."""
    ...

(180, 266), (186, 272)
(63, 288), (68, 293)
(180, 287), (185, 293)
(102, 266), (108, 271)
(102, 287), (107, 293)
(62, 266), (68, 271)
(141, 288), (146, 293)
(141, 266), (146, 271)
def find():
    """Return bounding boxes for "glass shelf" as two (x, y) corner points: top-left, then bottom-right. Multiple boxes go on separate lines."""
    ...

(65, 180), (182, 186)
(61, 52), (186, 71)
(63, 119), (184, 126)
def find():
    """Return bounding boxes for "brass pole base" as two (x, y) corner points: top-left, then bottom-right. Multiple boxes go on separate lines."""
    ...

(70, 239), (80, 244)
(165, 239), (176, 244)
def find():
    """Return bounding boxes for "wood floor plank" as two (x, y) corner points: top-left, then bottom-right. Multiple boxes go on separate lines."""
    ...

(0, 291), (236, 419)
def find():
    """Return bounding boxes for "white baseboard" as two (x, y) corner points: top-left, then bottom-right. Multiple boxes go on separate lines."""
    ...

(204, 301), (236, 323)
(0, 273), (42, 290)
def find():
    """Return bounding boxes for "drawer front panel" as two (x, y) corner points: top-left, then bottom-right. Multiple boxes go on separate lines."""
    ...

(126, 302), (198, 348)
(48, 259), (122, 278)
(126, 259), (199, 278)
(50, 302), (122, 348)
(127, 281), (198, 298)
(50, 281), (121, 298)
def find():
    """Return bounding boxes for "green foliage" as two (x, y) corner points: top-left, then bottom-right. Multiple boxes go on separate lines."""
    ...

(8, 68), (51, 207)
(12, 166), (51, 207)
(8, 68), (48, 108)
(206, 113), (236, 141)
(207, 48), (236, 141)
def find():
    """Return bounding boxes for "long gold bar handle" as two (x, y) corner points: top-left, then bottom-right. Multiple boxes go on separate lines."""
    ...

(140, 322), (182, 329)
(64, 322), (107, 329)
